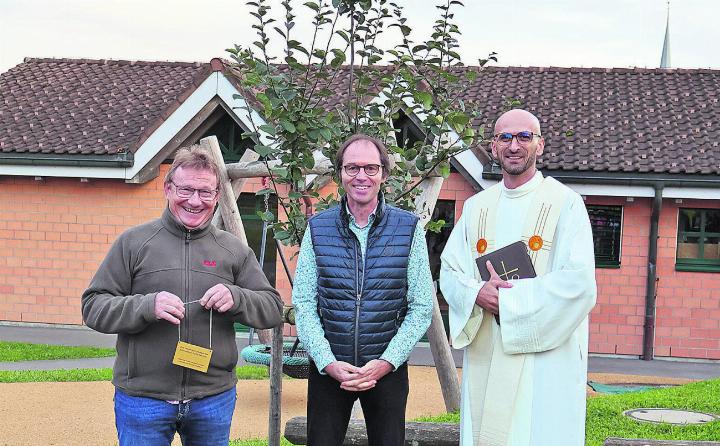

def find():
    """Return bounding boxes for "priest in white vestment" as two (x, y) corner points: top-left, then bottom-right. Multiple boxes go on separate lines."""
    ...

(440, 109), (597, 446)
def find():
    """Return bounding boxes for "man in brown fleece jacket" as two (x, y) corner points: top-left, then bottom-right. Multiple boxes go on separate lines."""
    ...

(82, 145), (283, 446)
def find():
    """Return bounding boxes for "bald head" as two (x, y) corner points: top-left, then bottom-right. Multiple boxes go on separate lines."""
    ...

(494, 109), (541, 136)
(491, 109), (545, 189)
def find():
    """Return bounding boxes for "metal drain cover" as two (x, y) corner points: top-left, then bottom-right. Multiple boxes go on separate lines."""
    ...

(624, 408), (719, 425)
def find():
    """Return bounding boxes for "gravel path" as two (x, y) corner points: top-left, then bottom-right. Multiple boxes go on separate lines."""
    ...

(0, 367), (695, 446)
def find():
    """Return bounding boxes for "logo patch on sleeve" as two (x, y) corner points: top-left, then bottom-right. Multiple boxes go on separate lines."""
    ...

(203, 260), (217, 267)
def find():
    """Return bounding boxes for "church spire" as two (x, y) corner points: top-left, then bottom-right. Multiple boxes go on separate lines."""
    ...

(660, 1), (671, 68)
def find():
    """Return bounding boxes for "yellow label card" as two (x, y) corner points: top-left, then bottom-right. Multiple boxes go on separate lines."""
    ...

(172, 341), (213, 373)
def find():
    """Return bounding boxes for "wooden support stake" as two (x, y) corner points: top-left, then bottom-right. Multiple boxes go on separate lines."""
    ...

(211, 149), (260, 229)
(226, 156), (333, 180)
(200, 136), (248, 245)
(413, 176), (461, 412)
(268, 324), (284, 446)
(201, 136), (283, 443)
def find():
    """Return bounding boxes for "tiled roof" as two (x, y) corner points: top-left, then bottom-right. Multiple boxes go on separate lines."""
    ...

(2, 59), (719, 177)
(462, 66), (720, 176)
(0, 58), (212, 156)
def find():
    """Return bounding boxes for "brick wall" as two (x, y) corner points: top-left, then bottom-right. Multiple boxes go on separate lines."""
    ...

(450, 184), (720, 361)
(2, 170), (718, 360)
(654, 199), (720, 360)
(0, 171), (168, 324)
(585, 196), (649, 356)
(0, 168), (288, 325)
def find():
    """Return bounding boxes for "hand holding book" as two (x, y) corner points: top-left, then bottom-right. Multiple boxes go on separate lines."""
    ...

(475, 241), (537, 324)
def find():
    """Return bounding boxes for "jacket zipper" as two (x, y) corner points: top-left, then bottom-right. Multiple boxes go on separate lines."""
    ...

(352, 234), (365, 366)
(180, 231), (190, 400)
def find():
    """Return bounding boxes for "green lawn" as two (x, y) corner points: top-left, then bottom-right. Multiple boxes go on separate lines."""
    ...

(0, 341), (116, 362)
(230, 439), (293, 446)
(417, 379), (720, 445)
(0, 365), (270, 383)
(586, 379), (720, 445)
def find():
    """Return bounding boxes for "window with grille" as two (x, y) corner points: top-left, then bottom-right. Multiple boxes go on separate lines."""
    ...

(587, 205), (623, 268)
(676, 208), (720, 272)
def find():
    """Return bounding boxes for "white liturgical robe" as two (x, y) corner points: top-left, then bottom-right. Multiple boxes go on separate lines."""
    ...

(440, 172), (597, 446)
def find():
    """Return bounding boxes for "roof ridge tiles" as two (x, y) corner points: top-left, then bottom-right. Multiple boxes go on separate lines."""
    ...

(21, 57), (207, 68)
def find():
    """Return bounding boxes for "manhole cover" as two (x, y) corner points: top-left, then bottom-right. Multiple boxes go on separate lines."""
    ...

(624, 408), (719, 425)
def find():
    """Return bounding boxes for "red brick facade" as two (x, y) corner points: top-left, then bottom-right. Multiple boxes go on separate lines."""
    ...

(1, 171), (718, 360)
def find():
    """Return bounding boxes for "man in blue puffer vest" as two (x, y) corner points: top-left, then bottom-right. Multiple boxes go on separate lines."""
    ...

(293, 134), (434, 445)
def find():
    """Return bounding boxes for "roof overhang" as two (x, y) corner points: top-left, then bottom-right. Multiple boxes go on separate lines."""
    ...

(480, 168), (720, 200)
(0, 71), (267, 182)
(0, 152), (133, 167)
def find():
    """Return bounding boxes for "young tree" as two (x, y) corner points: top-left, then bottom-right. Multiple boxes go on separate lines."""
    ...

(225, 2), (497, 426)
(227, 0), (496, 245)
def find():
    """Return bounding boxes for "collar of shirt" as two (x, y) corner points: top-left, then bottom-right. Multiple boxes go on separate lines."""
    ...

(345, 203), (379, 230)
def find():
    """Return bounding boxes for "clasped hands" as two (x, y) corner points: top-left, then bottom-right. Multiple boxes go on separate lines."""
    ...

(324, 359), (393, 392)
(475, 260), (513, 316)
(154, 284), (233, 324)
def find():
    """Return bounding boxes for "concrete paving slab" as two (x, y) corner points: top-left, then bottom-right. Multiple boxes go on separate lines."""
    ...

(588, 356), (720, 380)
(0, 357), (115, 371)
(0, 324), (116, 348)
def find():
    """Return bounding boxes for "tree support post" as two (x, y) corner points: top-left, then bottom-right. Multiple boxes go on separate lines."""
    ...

(413, 176), (460, 412)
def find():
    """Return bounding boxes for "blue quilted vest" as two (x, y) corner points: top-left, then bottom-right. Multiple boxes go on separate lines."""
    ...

(308, 196), (418, 366)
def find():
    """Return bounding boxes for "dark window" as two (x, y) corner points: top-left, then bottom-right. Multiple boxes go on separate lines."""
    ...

(392, 113), (425, 150)
(233, 193), (278, 334)
(587, 205), (622, 268)
(236, 193), (278, 285)
(426, 200), (456, 282)
(423, 199), (455, 342)
(677, 208), (720, 272)
(200, 114), (254, 162)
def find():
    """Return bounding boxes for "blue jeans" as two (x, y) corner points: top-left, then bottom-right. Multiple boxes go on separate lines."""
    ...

(114, 387), (236, 446)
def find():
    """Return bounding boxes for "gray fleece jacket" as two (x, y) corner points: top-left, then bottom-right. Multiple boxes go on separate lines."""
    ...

(82, 208), (282, 401)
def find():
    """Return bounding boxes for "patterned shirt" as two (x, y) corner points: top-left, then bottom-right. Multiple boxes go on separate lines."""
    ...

(292, 209), (434, 372)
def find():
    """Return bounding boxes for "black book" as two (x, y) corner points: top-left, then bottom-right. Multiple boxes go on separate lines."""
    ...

(475, 241), (536, 324)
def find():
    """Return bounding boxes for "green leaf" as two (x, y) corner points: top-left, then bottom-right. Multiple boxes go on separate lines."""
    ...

(258, 124), (276, 136)
(258, 210), (275, 222)
(414, 91), (433, 110)
(253, 144), (274, 157)
(273, 230), (291, 241)
(439, 164), (451, 178)
(303, 155), (315, 169)
(280, 119), (296, 133)
(281, 89), (297, 101)
(425, 219), (446, 233)
(448, 112), (470, 133)
(271, 166), (288, 177)
(319, 128), (332, 141)
(330, 49), (346, 68)
(303, 1), (320, 12)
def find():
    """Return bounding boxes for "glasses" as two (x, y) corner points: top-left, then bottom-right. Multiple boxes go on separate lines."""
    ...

(170, 181), (218, 201)
(494, 131), (541, 147)
(342, 164), (382, 177)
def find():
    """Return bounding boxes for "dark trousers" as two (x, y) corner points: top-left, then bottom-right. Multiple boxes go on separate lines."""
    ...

(306, 362), (409, 446)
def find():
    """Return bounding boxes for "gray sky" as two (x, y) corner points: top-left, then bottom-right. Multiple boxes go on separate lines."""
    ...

(1, 0), (717, 74)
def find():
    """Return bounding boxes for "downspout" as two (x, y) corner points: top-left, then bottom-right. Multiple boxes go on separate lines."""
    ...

(642, 183), (663, 360)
